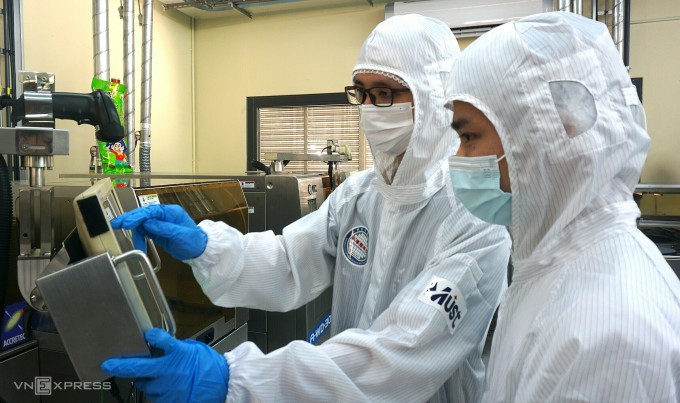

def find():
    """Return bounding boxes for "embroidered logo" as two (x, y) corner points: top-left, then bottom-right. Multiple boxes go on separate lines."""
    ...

(421, 276), (467, 335)
(342, 226), (369, 266)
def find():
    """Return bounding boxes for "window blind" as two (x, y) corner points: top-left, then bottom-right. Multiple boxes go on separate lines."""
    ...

(258, 104), (373, 173)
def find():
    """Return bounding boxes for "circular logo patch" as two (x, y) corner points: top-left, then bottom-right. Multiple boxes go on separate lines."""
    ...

(343, 226), (369, 266)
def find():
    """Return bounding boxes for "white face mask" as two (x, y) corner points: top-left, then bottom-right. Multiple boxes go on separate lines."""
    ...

(359, 102), (414, 156)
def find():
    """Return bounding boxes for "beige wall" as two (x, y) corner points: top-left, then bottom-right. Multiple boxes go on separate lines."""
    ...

(192, 5), (386, 173)
(630, 0), (680, 184)
(22, 1), (193, 183)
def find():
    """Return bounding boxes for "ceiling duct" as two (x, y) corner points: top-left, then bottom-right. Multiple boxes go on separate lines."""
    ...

(385, 0), (554, 38)
(158, 0), (376, 19)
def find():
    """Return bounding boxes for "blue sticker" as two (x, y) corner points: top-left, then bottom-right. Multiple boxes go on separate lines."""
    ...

(307, 313), (332, 345)
(343, 226), (369, 266)
(2, 301), (30, 351)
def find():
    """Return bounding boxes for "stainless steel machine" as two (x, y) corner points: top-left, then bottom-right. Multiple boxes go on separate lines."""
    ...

(215, 171), (333, 352)
(635, 184), (680, 278)
(1, 177), (251, 402)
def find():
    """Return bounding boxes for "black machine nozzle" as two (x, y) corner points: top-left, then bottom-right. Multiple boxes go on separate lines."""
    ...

(8, 89), (124, 143)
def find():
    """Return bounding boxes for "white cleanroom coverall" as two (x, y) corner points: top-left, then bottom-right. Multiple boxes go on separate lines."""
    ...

(187, 14), (511, 403)
(446, 11), (680, 402)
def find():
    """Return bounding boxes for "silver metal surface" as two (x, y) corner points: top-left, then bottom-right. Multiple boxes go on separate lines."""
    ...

(139, 0), (153, 174)
(12, 2), (25, 99)
(17, 255), (50, 306)
(613, 0), (625, 56)
(18, 187), (32, 254)
(638, 219), (680, 228)
(112, 250), (176, 336)
(574, 0), (583, 15)
(39, 187), (54, 253)
(23, 91), (53, 123)
(93, 0), (110, 80)
(124, 0), (136, 164)
(265, 173), (325, 236)
(635, 184), (680, 194)
(36, 251), (172, 382)
(93, 0), (110, 176)
(60, 172), (256, 179)
(15, 184), (56, 304)
(212, 323), (248, 355)
(264, 152), (350, 162)
(0, 127), (69, 156)
(20, 71), (55, 93)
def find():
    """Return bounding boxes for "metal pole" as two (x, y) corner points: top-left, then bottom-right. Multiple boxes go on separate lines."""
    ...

(139, 0), (153, 176)
(123, 0), (136, 167)
(623, 0), (631, 67)
(613, 0), (625, 60)
(558, 0), (570, 12)
(93, 0), (110, 81)
(574, 0), (583, 15)
(93, 0), (109, 174)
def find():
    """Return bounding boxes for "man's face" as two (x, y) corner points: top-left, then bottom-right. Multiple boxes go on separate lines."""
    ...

(354, 73), (414, 166)
(451, 101), (511, 192)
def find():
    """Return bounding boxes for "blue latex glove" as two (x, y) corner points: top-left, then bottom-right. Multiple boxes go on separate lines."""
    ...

(111, 204), (208, 261)
(102, 328), (229, 403)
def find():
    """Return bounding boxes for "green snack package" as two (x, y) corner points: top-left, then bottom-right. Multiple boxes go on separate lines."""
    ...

(91, 77), (133, 177)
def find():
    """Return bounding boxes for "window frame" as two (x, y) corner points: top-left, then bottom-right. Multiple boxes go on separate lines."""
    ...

(246, 92), (350, 172)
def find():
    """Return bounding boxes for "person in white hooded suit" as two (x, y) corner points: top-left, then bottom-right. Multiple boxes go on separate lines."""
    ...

(101, 14), (511, 402)
(446, 11), (680, 402)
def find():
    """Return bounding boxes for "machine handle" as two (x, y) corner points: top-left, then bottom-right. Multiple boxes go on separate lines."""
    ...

(51, 90), (124, 143)
(11, 90), (124, 143)
(111, 250), (176, 337)
(130, 239), (162, 280)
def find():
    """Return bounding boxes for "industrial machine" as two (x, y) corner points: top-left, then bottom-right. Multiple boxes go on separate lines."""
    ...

(1, 176), (251, 402)
(0, 72), (248, 401)
(210, 171), (333, 352)
(635, 184), (680, 278)
(0, 69), (338, 401)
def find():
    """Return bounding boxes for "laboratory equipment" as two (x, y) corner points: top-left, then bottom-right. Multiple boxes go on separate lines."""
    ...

(0, 71), (124, 313)
(211, 172), (333, 352)
(29, 179), (174, 382)
(635, 184), (680, 278)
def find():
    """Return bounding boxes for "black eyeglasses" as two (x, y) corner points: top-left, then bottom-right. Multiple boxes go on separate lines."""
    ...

(345, 86), (411, 107)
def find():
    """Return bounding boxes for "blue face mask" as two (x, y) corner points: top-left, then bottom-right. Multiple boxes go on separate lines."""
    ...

(448, 154), (512, 226)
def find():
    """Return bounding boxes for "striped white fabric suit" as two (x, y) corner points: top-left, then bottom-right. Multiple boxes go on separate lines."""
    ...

(446, 11), (680, 403)
(188, 14), (511, 403)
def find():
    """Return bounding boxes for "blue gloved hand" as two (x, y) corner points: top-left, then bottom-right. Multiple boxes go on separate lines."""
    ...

(111, 204), (208, 261)
(102, 328), (229, 403)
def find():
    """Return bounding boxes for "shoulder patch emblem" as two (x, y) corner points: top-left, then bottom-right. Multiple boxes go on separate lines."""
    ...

(342, 226), (369, 266)
(421, 275), (467, 335)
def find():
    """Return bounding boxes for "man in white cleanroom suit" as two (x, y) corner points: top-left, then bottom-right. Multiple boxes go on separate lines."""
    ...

(445, 11), (680, 402)
(102, 14), (511, 403)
